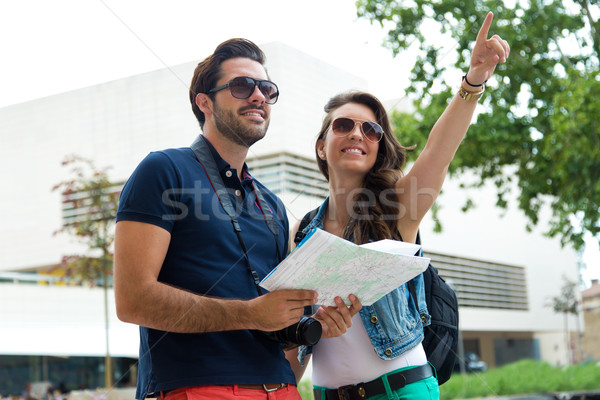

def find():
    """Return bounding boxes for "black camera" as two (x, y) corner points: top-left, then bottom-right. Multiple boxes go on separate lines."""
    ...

(264, 315), (322, 347)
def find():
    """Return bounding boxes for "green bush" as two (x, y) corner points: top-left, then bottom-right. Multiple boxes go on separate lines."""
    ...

(297, 360), (600, 400)
(440, 360), (600, 400)
(298, 378), (314, 400)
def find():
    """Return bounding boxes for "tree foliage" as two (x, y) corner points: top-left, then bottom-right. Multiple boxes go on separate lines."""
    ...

(549, 275), (579, 315)
(356, 0), (600, 250)
(52, 155), (119, 285)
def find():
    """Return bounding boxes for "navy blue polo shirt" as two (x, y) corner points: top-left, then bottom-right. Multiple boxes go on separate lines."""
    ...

(117, 137), (292, 398)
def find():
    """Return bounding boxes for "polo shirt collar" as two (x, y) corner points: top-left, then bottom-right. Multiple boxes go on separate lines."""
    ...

(200, 135), (253, 181)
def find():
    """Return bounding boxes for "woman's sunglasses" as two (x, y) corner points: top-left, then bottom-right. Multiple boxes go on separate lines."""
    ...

(330, 117), (384, 143)
(208, 76), (279, 104)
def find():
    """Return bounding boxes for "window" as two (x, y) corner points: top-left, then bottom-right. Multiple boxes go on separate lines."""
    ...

(247, 152), (328, 199)
(426, 251), (529, 310)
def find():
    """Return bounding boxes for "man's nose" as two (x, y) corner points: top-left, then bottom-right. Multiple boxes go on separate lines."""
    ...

(248, 85), (266, 105)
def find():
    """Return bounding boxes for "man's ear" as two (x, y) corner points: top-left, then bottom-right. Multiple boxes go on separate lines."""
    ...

(195, 93), (212, 116)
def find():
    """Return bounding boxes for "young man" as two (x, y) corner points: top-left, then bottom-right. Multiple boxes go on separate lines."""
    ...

(114, 38), (361, 399)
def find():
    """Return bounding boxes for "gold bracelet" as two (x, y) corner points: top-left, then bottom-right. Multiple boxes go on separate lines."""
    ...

(458, 86), (485, 101)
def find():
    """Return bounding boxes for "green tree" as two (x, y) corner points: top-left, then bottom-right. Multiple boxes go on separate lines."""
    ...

(549, 276), (581, 364)
(53, 155), (120, 388)
(356, 0), (600, 250)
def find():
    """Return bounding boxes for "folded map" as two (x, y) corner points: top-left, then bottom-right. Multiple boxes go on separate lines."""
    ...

(260, 228), (430, 306)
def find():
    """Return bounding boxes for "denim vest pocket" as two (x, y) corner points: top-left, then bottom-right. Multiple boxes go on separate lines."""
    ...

(360, 285), (425, 359)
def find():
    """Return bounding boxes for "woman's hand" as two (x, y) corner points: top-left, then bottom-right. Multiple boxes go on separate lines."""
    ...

(465, 12), (511, 87)
(313, 294), (362, 338)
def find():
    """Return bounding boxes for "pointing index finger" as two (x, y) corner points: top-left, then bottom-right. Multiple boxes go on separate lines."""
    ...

(476, 12), (494, 44)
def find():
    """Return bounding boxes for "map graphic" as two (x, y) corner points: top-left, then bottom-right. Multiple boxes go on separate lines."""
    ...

(260, 228), (430, 306)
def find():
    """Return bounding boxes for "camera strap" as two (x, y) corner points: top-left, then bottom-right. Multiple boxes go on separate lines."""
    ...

(190, 135), (283, 296)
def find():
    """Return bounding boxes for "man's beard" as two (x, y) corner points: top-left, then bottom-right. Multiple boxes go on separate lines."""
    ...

(213, 102), (269, 148)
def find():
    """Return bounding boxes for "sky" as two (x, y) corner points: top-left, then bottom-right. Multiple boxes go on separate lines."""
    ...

(0, 0), (420, 108)
(1, 0), (598, 284)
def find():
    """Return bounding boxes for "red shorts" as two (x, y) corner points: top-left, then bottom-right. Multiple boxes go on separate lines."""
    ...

(159, 384), (301, 400)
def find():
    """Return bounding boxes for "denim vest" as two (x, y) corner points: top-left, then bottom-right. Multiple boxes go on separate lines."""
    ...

(298, 198), (431, 363)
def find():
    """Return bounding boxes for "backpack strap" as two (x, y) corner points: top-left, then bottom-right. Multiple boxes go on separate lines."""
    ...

(293, 207), (319, 245)
(415, 230), (423, 255)
(407, 230), (424, 306)
(407, 274), (419, 309)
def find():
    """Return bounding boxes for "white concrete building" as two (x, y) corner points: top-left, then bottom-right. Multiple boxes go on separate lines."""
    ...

(0, 42), (580, 393)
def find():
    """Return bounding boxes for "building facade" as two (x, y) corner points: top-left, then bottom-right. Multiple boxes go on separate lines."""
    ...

(581, 280), (600, 361)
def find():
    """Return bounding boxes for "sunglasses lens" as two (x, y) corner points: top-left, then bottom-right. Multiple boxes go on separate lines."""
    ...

(228, 77), (279, 104)
(331, 118), (355, 136)
(362, 122), (383, 142)
(332, 118), (383, 142)
(258, 81), (279, 104)
(229, 77), (256, 99)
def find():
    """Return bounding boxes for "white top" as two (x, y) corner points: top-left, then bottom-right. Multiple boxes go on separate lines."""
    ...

(312, 313), (428, 388)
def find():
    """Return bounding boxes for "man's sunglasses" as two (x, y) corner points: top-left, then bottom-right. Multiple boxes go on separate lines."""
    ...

(330, 117), (384, 143)
(208, 76), (279, 104)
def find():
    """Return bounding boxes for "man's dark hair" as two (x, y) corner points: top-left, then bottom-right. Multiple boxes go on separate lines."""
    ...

(189, 38), (266, 128)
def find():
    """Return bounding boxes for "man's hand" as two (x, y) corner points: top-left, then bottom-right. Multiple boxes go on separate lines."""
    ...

(247, 289), (318, 332)
(313, 294), (362, 338)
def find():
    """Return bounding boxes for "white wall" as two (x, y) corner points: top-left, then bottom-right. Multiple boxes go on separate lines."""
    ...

(0, 63), (197, 271)
(0, 283), (138, 357)
(536, 331), (571, 366)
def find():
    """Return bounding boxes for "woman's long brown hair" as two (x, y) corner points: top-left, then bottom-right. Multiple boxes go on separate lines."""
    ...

(315, 91), (409, 244)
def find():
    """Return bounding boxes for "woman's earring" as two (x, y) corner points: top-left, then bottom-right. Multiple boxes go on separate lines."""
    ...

(320, 152), (326, 159)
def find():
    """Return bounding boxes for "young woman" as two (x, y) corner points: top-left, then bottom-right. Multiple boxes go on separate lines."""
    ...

(288, 12), (510, 400)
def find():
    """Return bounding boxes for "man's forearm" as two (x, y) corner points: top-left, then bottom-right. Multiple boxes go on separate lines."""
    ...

(116, 281), (253, 333)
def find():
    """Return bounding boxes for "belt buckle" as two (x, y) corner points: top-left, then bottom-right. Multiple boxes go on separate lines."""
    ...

(262, 383), (283, 392)
(337, 384), (355, 400)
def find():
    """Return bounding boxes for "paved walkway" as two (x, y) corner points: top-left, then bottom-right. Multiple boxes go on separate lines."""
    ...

(461, 392), (600, 400)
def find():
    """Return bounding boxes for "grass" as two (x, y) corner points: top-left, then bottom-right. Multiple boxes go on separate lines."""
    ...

(440, 360), (600, 400)
(298, 360), (600, 400)
(298, 378), (314, 399)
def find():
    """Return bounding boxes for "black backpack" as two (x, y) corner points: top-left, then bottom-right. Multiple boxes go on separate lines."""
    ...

(407, 232), (459, 385)
(294, 209), (459, 385)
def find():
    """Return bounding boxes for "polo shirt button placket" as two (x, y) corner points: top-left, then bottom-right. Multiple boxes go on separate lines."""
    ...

(225, 170), (233, 178)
